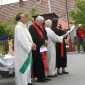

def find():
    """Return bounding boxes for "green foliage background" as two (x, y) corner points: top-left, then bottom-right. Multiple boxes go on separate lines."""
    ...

(0, 7), (40, 40)
(69, 0), (85, 28)
(0, 45), (7, 58)
(0, 20), (14, 39)
(11, 7), (40, 28)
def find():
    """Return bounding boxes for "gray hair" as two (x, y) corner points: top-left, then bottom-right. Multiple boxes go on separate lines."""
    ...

(35, 16), (44, 21)
(45, 19), (52, 27)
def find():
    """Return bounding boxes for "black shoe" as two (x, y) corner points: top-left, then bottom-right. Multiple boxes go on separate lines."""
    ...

(47, 74), (57, 77)
(62, 72), (69, 74)
(28, 83), (35, 85)
(45, 77), (51, 81)
(38, 79), (48, 82)
(57, 72), (62, 75)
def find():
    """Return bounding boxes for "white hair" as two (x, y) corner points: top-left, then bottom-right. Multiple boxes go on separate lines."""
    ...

(78, 24), (82, 26)
(35, 16), (44, 21)
(45, 19), (52, 27)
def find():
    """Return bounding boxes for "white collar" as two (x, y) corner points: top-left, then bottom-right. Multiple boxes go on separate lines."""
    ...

(17, 21), (26, 28)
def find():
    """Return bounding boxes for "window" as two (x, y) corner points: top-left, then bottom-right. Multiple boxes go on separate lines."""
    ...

(37, 0), (41, 4)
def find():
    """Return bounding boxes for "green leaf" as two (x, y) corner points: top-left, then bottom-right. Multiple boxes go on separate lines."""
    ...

(69, 0), (85, 29)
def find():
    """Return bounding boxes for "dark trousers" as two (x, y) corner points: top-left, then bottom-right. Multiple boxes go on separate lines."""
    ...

(32, 50), (46, 80)
(77, 38), (85, 52)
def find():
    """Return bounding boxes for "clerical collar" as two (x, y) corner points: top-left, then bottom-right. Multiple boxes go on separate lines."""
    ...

(35, 22), (42, 30)
(17, 21), (26, 28)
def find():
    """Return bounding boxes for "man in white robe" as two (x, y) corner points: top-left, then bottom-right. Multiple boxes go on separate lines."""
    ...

(14, 13), (36, 85)
(45, 19), (67, 76)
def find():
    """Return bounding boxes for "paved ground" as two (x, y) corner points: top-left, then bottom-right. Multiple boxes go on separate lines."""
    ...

(0, 52), (85, 85)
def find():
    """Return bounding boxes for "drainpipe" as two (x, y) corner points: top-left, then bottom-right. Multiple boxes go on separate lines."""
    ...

(48, 0), (51, 13)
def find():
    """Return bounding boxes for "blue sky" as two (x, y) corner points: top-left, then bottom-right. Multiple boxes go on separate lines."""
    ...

(0, 0), (27, 5)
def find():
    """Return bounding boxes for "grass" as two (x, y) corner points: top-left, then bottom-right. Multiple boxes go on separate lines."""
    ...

(74, 45), (83, 51)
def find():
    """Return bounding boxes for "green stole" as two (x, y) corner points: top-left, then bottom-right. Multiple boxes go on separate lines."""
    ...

(19, 25), (32, 74)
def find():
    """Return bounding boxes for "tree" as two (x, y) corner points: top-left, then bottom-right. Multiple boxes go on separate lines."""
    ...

(69, 0), (85, 28)
(0, 7), (40, 40)
(29, 7), (40, 16)
(11, 7), (40, 28)
(0, 20), (14, 39)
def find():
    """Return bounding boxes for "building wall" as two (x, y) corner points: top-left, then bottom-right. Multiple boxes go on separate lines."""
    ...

(0, 0), (76, 24)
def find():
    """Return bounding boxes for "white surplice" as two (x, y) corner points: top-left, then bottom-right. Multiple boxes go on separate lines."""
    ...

(45, 27), (63, 76)
(14, 22), (32, 85)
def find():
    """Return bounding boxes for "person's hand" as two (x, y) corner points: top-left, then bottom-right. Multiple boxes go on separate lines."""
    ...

(62, 34), (67, 38)
(68, 32), (71, 35)
(32, 43), (36, 49)
(44, 40), (48, 46)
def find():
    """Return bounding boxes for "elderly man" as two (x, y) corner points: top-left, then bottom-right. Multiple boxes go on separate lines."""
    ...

(76, 24), (85, 53)
(45, 19), (66, 77)
(14, 13), (36, 85)
(29, 16), (50, 82)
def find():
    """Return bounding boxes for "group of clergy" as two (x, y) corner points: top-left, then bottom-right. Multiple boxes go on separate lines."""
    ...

(14, 13), (69, 85)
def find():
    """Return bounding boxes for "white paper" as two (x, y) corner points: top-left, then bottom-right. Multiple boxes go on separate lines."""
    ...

(66, 31), (70, 35)
(66, 25), (75, 35)
(40, 45), (47, 52)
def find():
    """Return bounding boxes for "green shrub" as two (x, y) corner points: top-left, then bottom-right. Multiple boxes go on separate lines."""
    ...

(0, 20), (14, 40)
(65, 41), (69, 46)
(0, 45), (7, 59)
(74, 45), (83, 51)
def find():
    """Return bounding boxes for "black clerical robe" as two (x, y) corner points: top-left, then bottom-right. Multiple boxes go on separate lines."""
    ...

(29, 22), (48, 80)
(52, 28), (67, 68)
